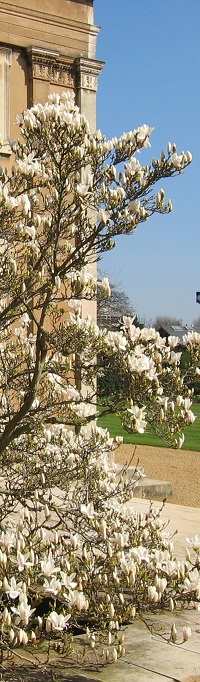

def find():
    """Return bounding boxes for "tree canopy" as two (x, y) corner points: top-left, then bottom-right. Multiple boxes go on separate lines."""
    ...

(97, 279), (136, 331)
(154, 315), (183, 330)
(0, 92), (198, 666)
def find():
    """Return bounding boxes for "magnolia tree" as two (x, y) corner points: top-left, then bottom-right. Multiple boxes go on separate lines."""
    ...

(0, 92), (199, 669)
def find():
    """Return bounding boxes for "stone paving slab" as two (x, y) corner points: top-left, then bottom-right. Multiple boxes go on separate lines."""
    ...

(126, 497), (200, 560)
(75, 609), (200, 681)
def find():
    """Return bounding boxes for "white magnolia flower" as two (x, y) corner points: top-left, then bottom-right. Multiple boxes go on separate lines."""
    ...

(127, 405), (147, 434)
(122, 315), (136, 328)
(98, 208), (109, 225)
(136, 123), (153, 146)
(46, 610), (71, 632)
(20, 194), (31, 216)
(161, 559), (180, 577)
(60, 572), (77, 590)
(16, 551), (34, 572)
(183, 331), (200, 346)
(101, 277), (111, 298)
(113, 532), (129, 549)
(71, 402), (95, 419)
(12, 594), (35, 626)
(76, 183), (88, 197)
(181, 409), (196, 424)
(68, 299), (82, 315)
(128, 353), (156, 378)
(4, 576), (23, 599)
(186, 534), (200, 551)
(131, 546), (150, 563)
(0, 529), (16, 551)
(80, 502), (96, 519)
(168, 335), (179, 349)
(125, 157), (141, 176)
(43, 578), (62, 596)
(106, 331), (127, 351)
(66, 590), (89, 611)
(148, 585), (158, 602)
(40, 550), (60, 577)
(171, 152), (184, 169)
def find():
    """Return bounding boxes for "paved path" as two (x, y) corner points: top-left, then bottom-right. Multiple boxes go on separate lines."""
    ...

(126, 497), (200, 561)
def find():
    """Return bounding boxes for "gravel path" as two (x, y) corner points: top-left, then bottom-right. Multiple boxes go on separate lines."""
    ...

(115, 444), (200, 507)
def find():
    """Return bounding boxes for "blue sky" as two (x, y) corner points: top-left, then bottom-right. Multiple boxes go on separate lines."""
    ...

(94, 0), (200, 325)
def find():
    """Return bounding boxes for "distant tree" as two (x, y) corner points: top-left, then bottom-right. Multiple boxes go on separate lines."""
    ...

(97, 281), (141, 397)
(192, 316), (200, 327)
(154, 315), (183, 330)
(97, 279), (137, 331)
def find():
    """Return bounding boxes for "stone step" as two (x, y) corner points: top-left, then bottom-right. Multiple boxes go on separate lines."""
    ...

(115, 464), (172, 500)
(134, 477), (172, 500)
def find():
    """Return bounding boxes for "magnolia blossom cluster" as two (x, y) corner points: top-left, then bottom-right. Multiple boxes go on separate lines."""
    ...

(100, 316), (198, 447)
(0, 424), (198, 664)
(0, 91), (190, 284)
(0, 94), (197, 666)
(0, 305), (198, 454)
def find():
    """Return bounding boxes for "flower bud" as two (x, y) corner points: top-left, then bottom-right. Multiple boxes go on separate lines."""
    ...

(9, 629), (15, 643)
(183, 625), (191, 641)
(186, 151), (192, 163)
(112, 647), (118, 662)
(30, 548), (34, 564)
(31, 631), (36, 644)
(44, 504), (50, 519)
(46, 618), (52, 633)
(55, 275), (61, 290)
(107, 631), (112, 645)
(171, 622), (177, 642)
(118, 593), (124, 605)
(18, 629), (23, 643)
(22, 631), (28, 645)
(130, 606), (136, 618)
(108, 603), (115, 618)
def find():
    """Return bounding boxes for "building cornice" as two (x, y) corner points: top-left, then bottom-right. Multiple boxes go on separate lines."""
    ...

(75, 57), (105, 91)
(27, 48), (104, 93)
(27, 48), (76, 89)
(0, 3), (99, 37)
(0, 2), (99, 58)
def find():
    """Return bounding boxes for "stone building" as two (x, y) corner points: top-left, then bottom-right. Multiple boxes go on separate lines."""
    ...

(0, 0), (104, 321)
(0, 0), (104, 155)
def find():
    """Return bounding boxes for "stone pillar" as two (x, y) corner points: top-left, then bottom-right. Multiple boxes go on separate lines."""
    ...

(75, 57), (104, 323)
(0, 47), (12, 154)
(75, 56), (104, 130)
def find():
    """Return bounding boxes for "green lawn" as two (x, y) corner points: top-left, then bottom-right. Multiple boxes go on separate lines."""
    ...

(97, 403), (200, 451)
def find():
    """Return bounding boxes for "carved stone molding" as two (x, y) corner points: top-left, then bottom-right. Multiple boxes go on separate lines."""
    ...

(26, 49), (104, 94)
(75, 57), (105, 92)
(27, 48), (75, 88)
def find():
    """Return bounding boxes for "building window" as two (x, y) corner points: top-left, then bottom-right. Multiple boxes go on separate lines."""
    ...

(0, 48), (12, 154)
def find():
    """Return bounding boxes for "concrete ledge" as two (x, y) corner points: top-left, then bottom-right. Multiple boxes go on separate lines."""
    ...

(134, 478), (172, 499)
